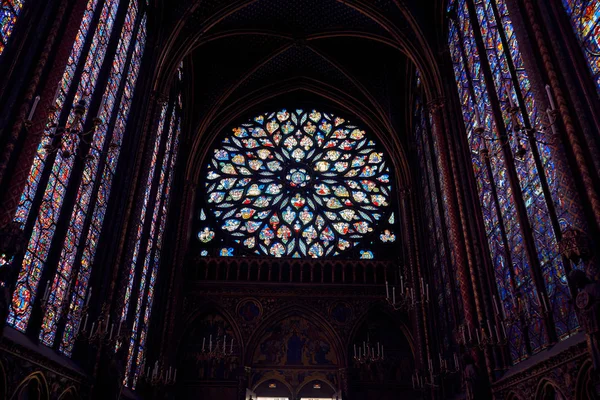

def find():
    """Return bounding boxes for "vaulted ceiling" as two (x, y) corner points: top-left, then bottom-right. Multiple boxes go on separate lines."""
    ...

(153, 0), (447, 186)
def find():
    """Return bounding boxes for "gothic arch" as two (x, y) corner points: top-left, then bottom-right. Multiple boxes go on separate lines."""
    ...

(348, 304), (415, 361)
(244, 304), (345, 367)
(186, 79), (410, 190)
(295, 376), (337, 398)
(252, 376), (294, 398)
(10, 372), (49, 400)
(56, 386), (79, 400)
(575, 359), (595, 400)
(535, 379), (567, 400)
(176, 302), (244, 359)
(152, 0), (445, 101)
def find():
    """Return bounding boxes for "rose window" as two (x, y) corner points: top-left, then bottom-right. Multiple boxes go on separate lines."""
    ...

(204, 108), (392, 258)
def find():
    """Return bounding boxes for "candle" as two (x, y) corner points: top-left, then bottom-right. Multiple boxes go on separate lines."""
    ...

(28, 96), (40, 121)
(381, 345), (384, 359)
(475, 106), (482, 127)
(495, 325), (501, 342)
(86, 287), (92, 306)
(400, 275), (404, 294)
(354, 344), (356, 358)
(90, 322), (96, 337)
(493, 296), (500, 316)
(174, 369), (177, 383)
(106, 315), (110, 331)
(392, 287), (396, 304)
(468, 324), (472, 342)
(412, 374), (416, 389)
(230, 337), (234, 353)
(377, 342), (380, 357)
(420, 278), (424, 294)
(501, 322), (507, 338)
(97, 95), (106, 119)
(426, 284), (430, 302)
(385, 281), (389, 299)
(223, 335), (226, 352)
(83, 313), (89, 331)
(476, 327), (481, 344)
(487, 320), (493, 340)
(202, 337), (206, 351)
(53, 85), (61, 103)
(109, 323), (114, 340)
(209, 335), (212, 352)
(545, 84), (556, 110)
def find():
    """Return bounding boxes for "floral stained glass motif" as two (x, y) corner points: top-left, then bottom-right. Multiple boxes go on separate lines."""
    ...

(204, 109), (392, 258)
(8, 0), (121, 332)
(0, 0), (25, 55)
(562, 0), (600, 93)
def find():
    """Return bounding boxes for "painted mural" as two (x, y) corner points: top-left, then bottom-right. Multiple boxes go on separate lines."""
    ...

(253, 316), (336, 366)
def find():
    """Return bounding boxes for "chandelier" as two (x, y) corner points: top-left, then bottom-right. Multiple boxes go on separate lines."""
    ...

(200, 334), (234, 360)
(385, 274), (429, 311)
(353, 335), (384, 364)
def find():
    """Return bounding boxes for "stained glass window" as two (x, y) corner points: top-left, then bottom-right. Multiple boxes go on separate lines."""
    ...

(0, 0), (25, 55)
(6, 0), (147, 356)
(202, 108), (393, 259)
(122, 63), (183, 389)
(562, 0), (600, 93)
(447, 0), (577, 363)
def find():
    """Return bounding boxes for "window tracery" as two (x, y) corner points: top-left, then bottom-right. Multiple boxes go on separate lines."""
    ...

(200, 108), (397, 259)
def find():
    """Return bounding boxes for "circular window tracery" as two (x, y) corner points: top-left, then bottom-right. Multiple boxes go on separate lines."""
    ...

(204, 108), (392, 258)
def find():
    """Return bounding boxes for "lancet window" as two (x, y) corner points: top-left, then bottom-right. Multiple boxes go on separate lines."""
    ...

(447, 0), (578, 363)
(0, 0), (25, 55)
(121, 63), (183, 389)
(561, 1), (600, 93)
(7, 0), (148, 357)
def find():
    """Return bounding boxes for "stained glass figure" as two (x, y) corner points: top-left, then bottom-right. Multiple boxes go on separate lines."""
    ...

(6, 0), (147, 358)
(123, 63), (184, 389)
(0, 0), (25, 55)
(447, 0), (577, 363)
(562, 0), (600, 93)
(204, 109), (392, 258)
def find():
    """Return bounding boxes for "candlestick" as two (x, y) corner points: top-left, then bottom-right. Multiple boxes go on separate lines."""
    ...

(28, 96), (40, 121)
(493, 295), (500, 316)
(53, 85), (61, 104)
(475, 106), (482, 127)
(545, 84), (556, 110)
